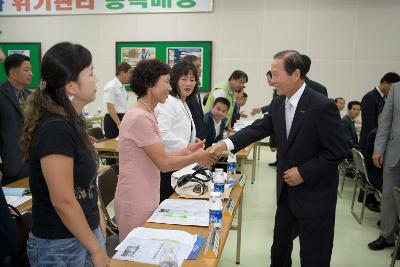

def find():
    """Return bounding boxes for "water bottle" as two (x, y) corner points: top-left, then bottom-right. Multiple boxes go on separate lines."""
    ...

(159, 243), (178, 267)
(209, 192), (223, 230)
(213, 171), (225, 194)
(83, 108), (89, 118)
(227, 152), (237, 180)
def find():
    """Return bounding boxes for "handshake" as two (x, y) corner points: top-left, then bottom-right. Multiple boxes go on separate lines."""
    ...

(186, 139), (229, 168)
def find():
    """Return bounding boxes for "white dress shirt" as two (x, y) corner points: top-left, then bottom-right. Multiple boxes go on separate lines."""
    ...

(224, 83), (306, 151)
(103, 77), (128, 113)
(155, 95), (196, 152)
(375, 86), (384, 98)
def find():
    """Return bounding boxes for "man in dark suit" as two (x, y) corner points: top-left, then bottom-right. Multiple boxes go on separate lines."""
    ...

(210, 50), (347, 267)
(359, 72), (400, 154)
(301, 54), (328, 97)
(342, 100), (361, 153)
(0, 46), (19, 267)
(0, 53), (32, 185)
(183, 55), (207, 140)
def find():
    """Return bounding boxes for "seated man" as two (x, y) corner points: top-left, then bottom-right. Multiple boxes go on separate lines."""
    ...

(342, 101), (380, 211)
(231, 92), (248, 128)
(342, 100), (361, 156)
(203, 97), (230, 149)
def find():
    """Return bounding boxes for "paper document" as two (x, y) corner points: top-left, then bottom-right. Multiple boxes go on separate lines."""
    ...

(114, 227), (197, 266)
(147, 199), (209, 226)
(6, 195), (32, 207)
(2, 187), (30, 196)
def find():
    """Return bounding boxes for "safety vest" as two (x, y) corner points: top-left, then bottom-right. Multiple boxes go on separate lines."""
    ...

(203, 81), (236, 121)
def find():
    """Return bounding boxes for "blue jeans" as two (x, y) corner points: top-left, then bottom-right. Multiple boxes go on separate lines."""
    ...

(27, 227), (106, 267)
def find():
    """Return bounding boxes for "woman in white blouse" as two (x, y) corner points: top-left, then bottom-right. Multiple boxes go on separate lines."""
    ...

(155, 61), (199, 202)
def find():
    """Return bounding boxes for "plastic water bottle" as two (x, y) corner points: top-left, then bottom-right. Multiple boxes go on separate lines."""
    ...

(213, 171), (225, 194)
(209, 192), (223, 230)
(159, 243), (178, 267)
(83, 108), (89, 118)
(227, 152), (237, 180)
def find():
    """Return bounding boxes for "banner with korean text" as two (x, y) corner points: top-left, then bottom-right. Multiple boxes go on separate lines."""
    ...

(0, 0), (213, 16)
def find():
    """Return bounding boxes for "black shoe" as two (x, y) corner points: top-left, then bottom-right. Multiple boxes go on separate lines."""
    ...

(368, 236), (395, 250)
(268, 161), (277, 167)
(366, 202), (381, 212)
(377, 220), (381, 227)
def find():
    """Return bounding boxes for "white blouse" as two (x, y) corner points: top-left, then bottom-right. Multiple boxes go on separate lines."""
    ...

(155, 95), (196, 152)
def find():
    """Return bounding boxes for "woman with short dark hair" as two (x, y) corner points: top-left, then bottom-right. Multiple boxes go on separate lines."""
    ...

(115, 59), (213, 241)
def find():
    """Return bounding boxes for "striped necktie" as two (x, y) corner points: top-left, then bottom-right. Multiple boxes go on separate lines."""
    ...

(18, 91), (26, 111)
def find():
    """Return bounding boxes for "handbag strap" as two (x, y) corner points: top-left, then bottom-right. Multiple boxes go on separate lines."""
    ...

(8, 204), (22, 217)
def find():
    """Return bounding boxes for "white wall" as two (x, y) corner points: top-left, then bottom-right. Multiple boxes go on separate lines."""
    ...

(1, 0), (400, 114)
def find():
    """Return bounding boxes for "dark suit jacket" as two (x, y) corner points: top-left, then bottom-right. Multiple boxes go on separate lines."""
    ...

(304, 76), (328, 97)
(203, 112), (227, 148)
(359, 88), (385, 152)
(342, 114), (359, 150)
(0, 81), (30, 183)
(187, 92), (206, 140)
(230, 87), (347, 218)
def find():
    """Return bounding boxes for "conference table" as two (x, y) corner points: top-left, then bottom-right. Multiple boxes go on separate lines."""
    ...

(110, 174), (247, 267)
(7, 165), (110, 214)
(94, 138), (258, 184)
(7, 166), (247, 267)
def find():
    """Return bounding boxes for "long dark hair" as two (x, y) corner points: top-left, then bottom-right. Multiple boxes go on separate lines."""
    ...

(170, 61), (199, 103)
(21, 42), (98, 164)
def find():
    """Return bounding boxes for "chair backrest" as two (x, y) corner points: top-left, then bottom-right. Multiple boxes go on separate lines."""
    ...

(351, 148), (367, 175)
(393, 187), (400, 216)
(97, 166), (118, 207)
(352, 148), (377, 190)
(87, 127), (105, 140)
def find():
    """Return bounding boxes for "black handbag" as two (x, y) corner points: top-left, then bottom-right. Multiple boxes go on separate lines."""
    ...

(8, 204), (32, 267)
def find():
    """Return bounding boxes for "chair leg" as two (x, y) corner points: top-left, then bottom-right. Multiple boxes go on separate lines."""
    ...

(351, 175), (363, 224)
(338, 166), (346, 198)
(390, 235), (400, 267)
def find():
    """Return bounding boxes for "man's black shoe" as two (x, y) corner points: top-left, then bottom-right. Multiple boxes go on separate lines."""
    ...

(268, 161), (277, 167)
(366, 202), (381, 212)
(368, 236), (394, 250)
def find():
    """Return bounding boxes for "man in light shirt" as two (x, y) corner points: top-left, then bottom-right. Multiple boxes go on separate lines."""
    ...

(203, 70), (248, 132)
(103, 62), (132, 139)
(210, 50), (346, 267)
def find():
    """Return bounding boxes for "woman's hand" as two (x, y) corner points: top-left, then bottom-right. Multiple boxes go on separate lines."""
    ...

(91, 248), (110, 267)
(194, 149), (218, 168)
(186, 139), (205, 154)
(98, 205), (107, 240)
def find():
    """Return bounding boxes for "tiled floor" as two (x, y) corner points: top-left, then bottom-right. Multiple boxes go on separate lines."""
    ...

(219, 147), (392, 267)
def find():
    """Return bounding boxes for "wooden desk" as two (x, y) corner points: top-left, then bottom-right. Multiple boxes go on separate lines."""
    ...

(94, 138), (119, 162)
(220, 144), (257, 184)
(7, 165), (110, 213)
(7, 178), (31, 213)
(95, 138), (118, 153)
(110, 175), (246, 267)
(85, 114), (104, 129)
